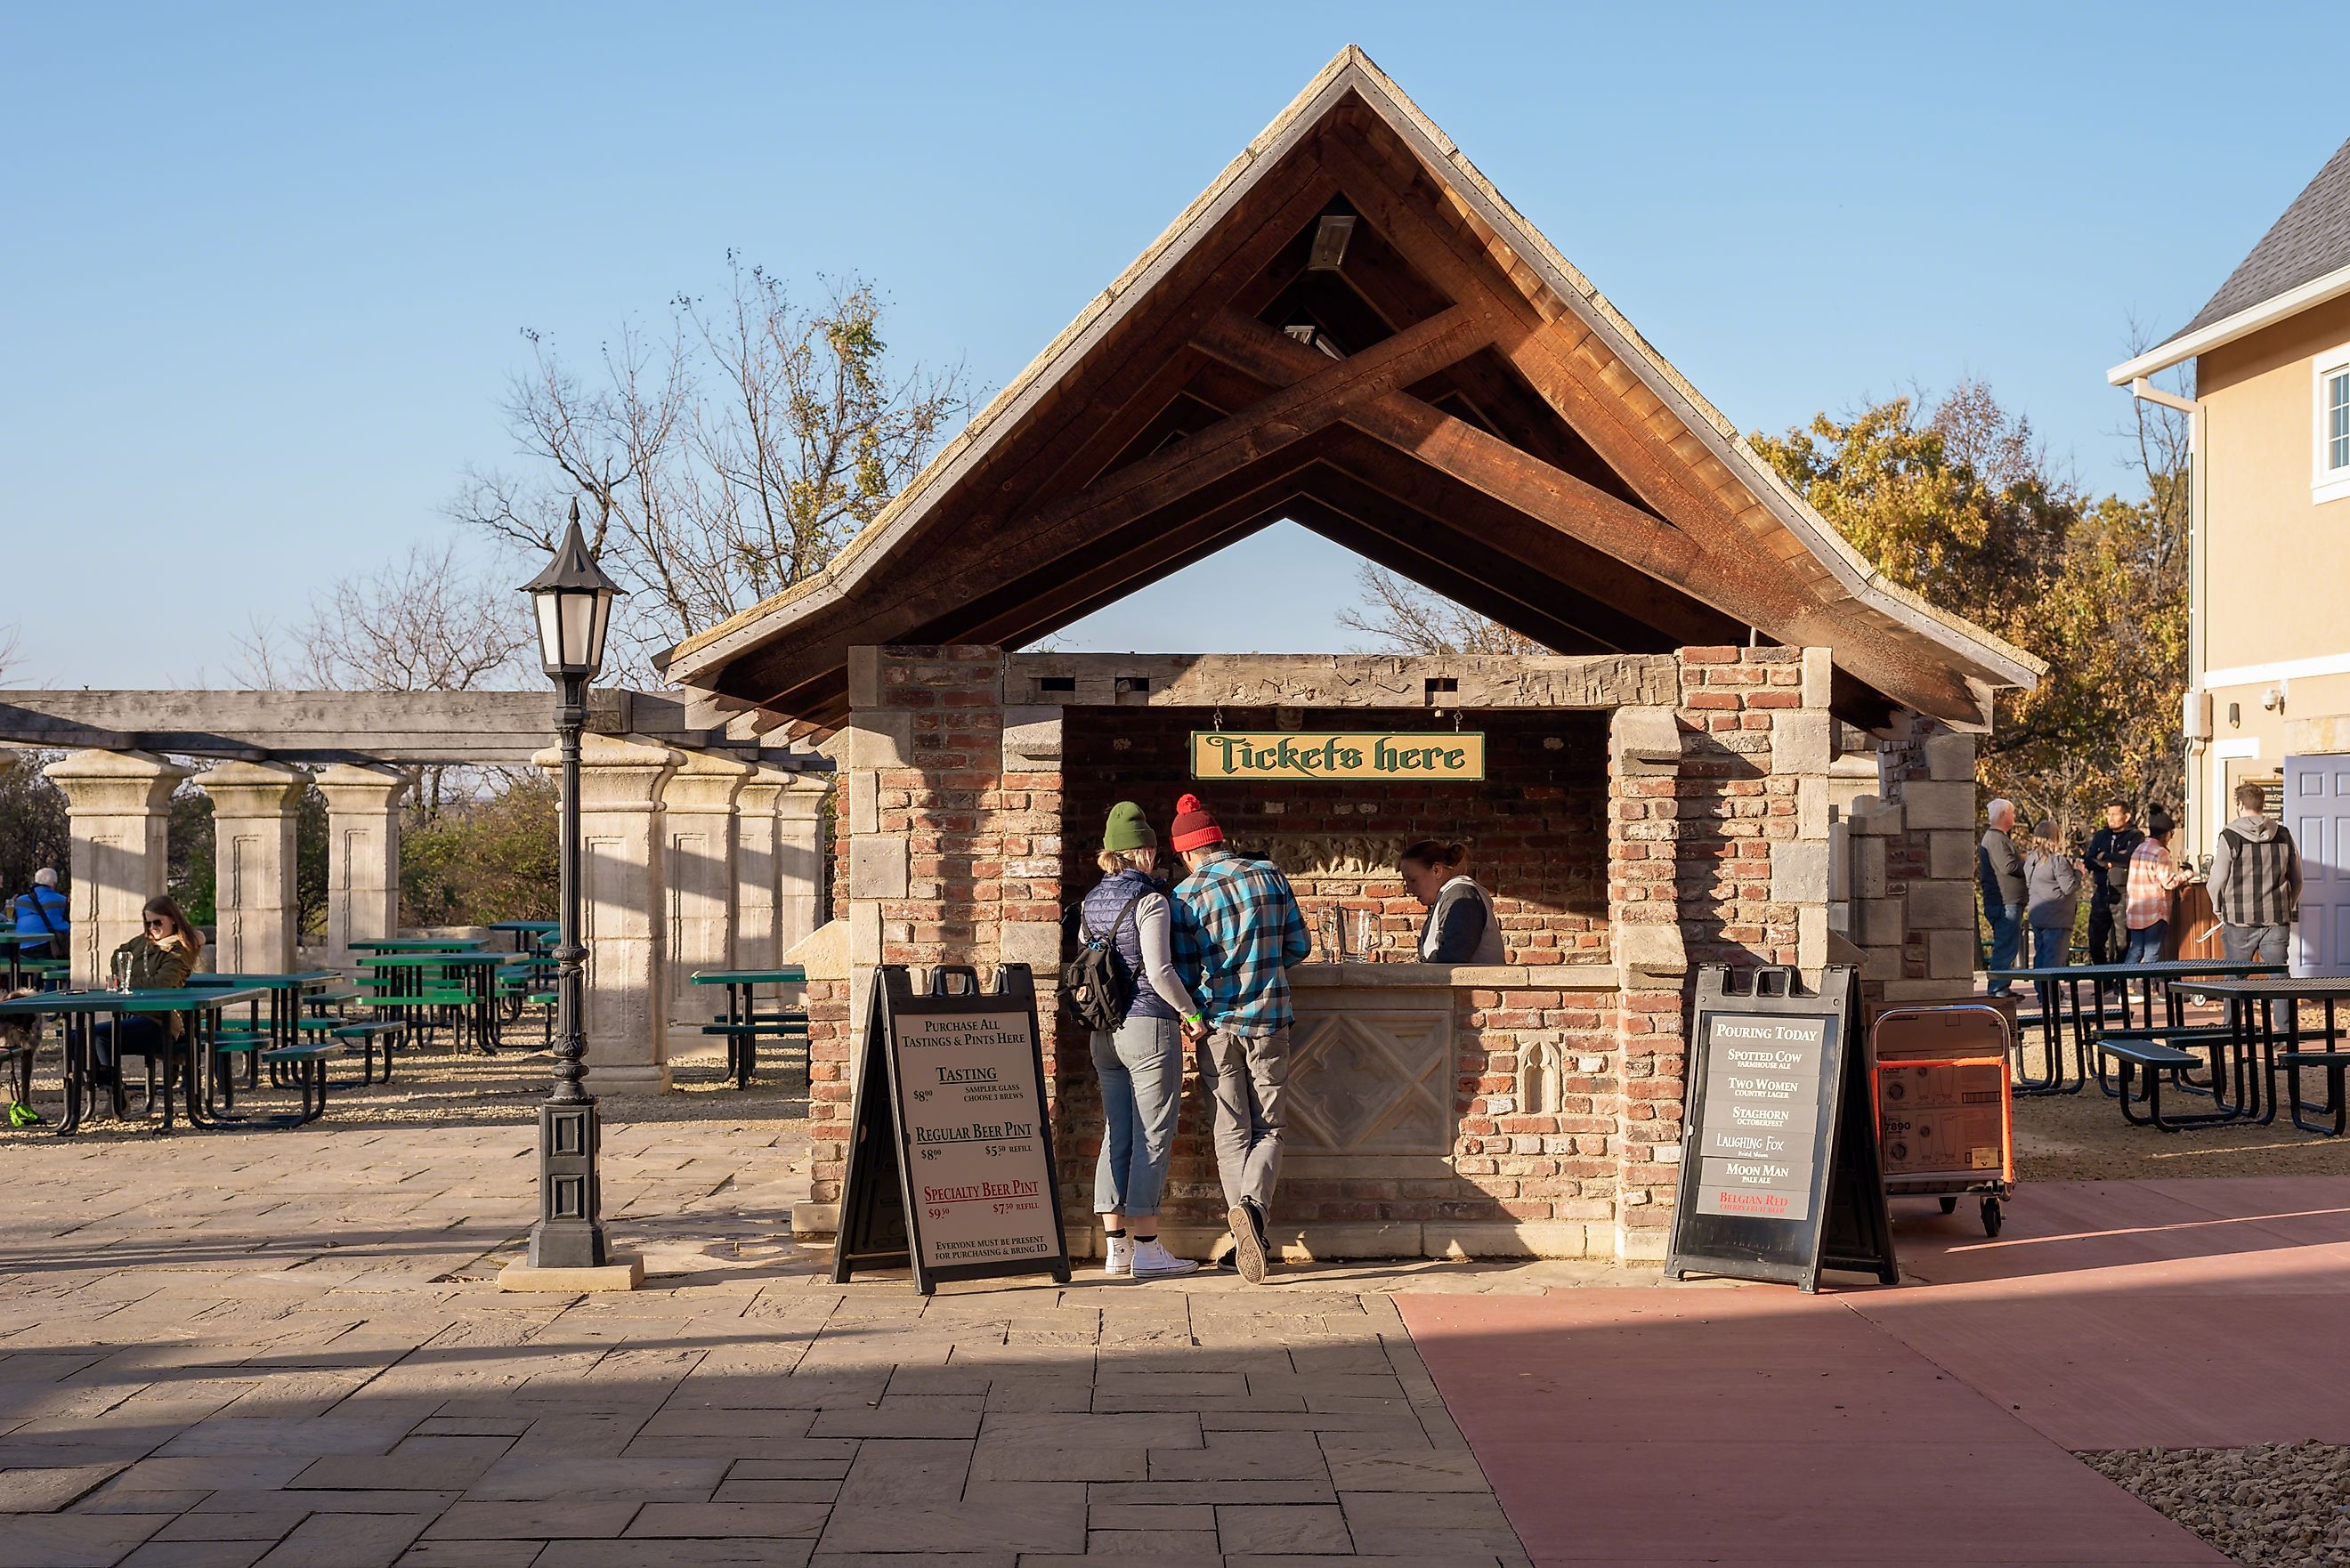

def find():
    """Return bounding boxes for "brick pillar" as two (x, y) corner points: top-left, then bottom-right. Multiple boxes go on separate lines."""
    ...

(776, 773), (830, 957)
(44, 751), (188, 988)
(1608, 705), (1688, 1262)
(662, 750), (751, 1020)
(316, 764), (408, 970)
(535, 733), (679, 1092)
(192, 760), (305, 974)
(798, 643), (1029, 1238)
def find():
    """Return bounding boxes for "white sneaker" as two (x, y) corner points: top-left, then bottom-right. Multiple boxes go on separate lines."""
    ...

(1103, 1234), (1134, 1276)
(1128, 1238), (1199, 1279)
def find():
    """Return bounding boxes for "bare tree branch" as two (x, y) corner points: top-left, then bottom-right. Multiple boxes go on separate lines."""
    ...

(1337, 565), (1548, 656)
(448, 259), (969, 672)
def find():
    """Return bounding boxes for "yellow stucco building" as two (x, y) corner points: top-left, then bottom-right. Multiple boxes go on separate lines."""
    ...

(2112, 136), (2350, 973)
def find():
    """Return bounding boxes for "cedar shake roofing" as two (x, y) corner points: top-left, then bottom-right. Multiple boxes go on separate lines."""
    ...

(662, 46), (2041, 732)
(2178, 137), (2350, 339)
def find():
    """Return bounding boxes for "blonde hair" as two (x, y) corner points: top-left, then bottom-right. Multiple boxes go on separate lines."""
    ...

(1096, 847), (1155, 876)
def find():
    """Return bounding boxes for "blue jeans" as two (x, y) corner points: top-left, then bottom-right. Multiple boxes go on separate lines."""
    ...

(2124, 921), (2168, 966)
(1092, 1013), (1185, 1219)
(1985, 901), (2023, 993)
(2030, 925), (2069, 1011)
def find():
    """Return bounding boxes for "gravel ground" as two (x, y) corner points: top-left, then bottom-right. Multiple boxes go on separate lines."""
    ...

(2083, 1443), (2350, 1566)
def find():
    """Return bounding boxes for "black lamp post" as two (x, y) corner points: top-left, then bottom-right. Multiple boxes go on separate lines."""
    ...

(520, 500), (625, 1269)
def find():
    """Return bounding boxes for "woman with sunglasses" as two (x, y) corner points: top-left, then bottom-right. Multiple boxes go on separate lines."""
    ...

(91, 896), (207, 1074)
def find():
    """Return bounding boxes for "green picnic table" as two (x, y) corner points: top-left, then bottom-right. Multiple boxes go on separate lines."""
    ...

(690, 966), (808, 1088)
(358, 951), (517, 1054)
(187, 972), (343, 1089)
(0, 985), (271, 1135)
(349, 938), (484, 953)
(0, 932), (61, 991)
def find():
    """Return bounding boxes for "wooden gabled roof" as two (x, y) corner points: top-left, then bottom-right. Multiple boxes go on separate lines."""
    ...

(660, 46), (2041, 731)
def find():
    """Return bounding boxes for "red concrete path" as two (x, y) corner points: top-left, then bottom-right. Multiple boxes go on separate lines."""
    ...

(1398, 1178), (2350, 1566)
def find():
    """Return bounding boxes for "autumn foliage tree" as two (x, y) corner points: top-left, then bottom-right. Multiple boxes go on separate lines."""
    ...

(1751, 380), (2187, 839)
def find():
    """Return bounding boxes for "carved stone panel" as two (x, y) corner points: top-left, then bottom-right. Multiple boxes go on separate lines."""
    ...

(1284, 990), (1455, 1157)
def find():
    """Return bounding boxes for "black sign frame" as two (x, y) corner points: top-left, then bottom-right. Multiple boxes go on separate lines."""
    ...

(1665, 964), (1896, 1293)
(831, 963), (1072, 1295)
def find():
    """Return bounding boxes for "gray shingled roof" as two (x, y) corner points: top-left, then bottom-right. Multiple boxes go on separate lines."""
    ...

(2178, 136), (2350, 337)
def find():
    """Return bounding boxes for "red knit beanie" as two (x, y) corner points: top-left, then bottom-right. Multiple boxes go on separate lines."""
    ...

(1170, 793), (1224, 852)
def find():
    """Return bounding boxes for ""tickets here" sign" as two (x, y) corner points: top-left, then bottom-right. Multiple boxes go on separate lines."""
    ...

(1189, 731), (1486, 782)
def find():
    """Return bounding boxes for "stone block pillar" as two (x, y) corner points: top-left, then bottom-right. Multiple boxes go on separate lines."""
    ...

(44, 750), (189, 988)
(777, 773), (831, 958)
(193, 760), (306, 974)
(535, 733), (680, 1092)
(730, 764), (794, 973)
(317, 764), (409, 969)
(663, 750), (751, 1022)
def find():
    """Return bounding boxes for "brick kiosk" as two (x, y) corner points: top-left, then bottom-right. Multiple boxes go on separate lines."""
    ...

(787, 645), (1876, 1265)
(659, 53), (2042, 1263)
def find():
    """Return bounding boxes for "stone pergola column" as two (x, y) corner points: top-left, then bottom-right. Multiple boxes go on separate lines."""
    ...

(662, 751), (751, 1024)
(537, 733), (680, 1091)
(44, 750), (190, 988)
(776, 772), (831, 958)
(317, 764), (409, 969)
(192, 761), (307, 974)
(730, 764), (796, 972)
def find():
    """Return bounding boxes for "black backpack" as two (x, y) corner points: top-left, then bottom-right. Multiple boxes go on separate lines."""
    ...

(1061, 889), (1146, 1033)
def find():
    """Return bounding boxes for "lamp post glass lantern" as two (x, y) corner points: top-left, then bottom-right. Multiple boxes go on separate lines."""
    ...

(520, 502), (624, 1269)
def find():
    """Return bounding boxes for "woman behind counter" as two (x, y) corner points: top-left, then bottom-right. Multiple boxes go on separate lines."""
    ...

(1398, 839), (1505, 964)
(1078, 802), (1203, 1281)
(92, 895), (207, 1074)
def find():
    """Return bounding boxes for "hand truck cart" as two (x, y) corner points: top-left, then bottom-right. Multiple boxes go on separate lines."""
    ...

(1870, 1004), (2015, 1237)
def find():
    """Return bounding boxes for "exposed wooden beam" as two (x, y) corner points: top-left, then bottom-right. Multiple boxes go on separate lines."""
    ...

(1314, 133), (1766, 552)
(1307, 436), (1745, 650)
(1194, 308), (1743, 597)
(721, 307), (1488, 712)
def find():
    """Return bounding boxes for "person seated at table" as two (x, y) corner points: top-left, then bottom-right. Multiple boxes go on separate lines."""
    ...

(1397, 840), (1505, 964)
(2122, 809), (2192, 966)
(91, 896), (207, 1072)
(10, 868), (68, 958)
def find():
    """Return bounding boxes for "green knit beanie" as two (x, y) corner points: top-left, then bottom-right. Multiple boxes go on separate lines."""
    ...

(1102, 801), (1155, 853)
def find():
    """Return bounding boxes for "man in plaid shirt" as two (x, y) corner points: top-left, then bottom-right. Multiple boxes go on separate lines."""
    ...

(1167, 794), (1309, 1283)
(2123, 806), (2192, 965)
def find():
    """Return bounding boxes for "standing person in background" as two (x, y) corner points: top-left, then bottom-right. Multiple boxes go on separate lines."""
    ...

(1167, 793), (1309, 1285)
(2123, 808), (2193, 966)
(2207, 781), (2301, 966)
(2022, 819), (2081, 1016)
(1073, 802), (1203, 1281)
(1979, 798), (2026, 997)
(2083, 802), (2143, 968)
(10, 869), (68, 958)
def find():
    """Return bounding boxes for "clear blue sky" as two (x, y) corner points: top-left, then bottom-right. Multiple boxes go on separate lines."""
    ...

(4, 3), (2341, 687)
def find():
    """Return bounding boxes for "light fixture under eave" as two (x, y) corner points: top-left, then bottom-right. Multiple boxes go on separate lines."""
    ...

(1307, 214), (1357, 271)
(1283, 322), (1346, 360)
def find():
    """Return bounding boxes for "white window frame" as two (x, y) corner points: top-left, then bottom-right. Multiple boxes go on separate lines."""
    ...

(2315, 342), (2350, 504)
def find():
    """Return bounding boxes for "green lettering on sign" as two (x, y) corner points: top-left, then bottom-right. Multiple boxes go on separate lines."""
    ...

(1188, 731), (1486, 782)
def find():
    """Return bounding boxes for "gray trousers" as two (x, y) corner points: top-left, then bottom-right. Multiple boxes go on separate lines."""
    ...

(1203, 1026), (1289, 1214)
(2222, 923), (2291, 965)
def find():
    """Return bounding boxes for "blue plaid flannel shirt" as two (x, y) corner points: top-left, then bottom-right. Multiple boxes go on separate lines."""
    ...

(1170, 849), (1310, 1036)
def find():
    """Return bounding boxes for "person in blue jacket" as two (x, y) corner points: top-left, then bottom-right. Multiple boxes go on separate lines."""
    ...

(10, 869), (68, 958)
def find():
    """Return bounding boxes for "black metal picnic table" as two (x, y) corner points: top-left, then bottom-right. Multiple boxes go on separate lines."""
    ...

(2164, 974), (2350, 1135)
(1985, 960), (2287, 1097)
(0, 985), (271, 1135)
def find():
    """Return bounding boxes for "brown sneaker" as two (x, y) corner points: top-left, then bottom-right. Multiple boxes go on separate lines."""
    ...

(1228, 1202), (1268, 1284)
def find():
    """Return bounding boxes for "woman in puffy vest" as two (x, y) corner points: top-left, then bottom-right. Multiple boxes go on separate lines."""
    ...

(1078, 802), (1206, 1280)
